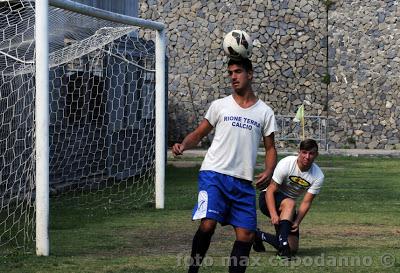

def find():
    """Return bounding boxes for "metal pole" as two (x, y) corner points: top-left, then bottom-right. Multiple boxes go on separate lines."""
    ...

(155, 29), (166, 209)
(49, 0), (165, 31)
(35, 0), (50, 256)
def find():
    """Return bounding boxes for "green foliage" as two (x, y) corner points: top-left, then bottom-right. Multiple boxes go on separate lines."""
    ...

(322, 73), (331, 85)
(321, 0), (335, 10)
(346, 137), (356, 144)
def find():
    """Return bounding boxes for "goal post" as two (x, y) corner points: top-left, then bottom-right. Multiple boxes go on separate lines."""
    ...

(0, 0), (166, 255)
(35, 0), (50, 257)
(155, 28), (166, 209)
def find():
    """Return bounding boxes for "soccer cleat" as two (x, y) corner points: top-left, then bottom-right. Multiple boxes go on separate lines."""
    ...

(252, 229), (266, 252)
(277, 244), (291, 260)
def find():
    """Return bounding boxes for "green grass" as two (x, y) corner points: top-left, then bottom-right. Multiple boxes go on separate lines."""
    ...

(0, 155), (399, 272)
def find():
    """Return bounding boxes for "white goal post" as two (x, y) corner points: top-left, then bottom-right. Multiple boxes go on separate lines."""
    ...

(35, 0), (50, 257)
(0, 0), (166, 256)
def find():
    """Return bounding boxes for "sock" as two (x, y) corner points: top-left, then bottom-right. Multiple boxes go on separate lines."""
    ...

(258, 230), (279, 250)
(278, 220), (292, 249)
(188, 229), (213, 273)
(253, 229), (265, 252)
(229, 240), (252, 273)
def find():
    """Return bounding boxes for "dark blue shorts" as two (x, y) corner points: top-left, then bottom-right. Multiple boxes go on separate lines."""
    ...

(192, 171), (257, 231)
(258, 191), (300, 237)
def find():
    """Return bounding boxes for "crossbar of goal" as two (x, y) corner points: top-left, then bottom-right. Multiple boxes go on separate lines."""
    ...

(35, 0), (166, 256)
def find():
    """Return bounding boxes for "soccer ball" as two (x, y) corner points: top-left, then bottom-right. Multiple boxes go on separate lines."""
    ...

(223, 30), (253, 59)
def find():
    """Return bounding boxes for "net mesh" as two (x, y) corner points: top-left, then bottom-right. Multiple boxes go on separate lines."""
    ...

(0, 0), (157, 252)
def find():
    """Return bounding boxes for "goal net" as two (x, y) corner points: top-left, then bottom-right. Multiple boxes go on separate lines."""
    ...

(0, 0), (164, 252)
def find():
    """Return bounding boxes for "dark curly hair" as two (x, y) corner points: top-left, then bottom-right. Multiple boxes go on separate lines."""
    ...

(227, 58), (253, 72)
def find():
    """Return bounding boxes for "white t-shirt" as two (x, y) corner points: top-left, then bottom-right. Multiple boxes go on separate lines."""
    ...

(272, 155), (325, 199)
(200, 95), (277, 181)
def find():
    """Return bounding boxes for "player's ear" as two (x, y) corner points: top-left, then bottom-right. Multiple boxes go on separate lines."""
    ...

(247, 70), (253, 80)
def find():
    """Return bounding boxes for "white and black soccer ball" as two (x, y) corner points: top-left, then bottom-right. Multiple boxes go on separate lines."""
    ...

(223, 30), (253, 59)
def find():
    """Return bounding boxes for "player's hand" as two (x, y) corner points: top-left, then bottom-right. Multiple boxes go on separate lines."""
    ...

(270, 214), (280, 226)
(255, 171), (272, 190)
(291, 222), (299, 232)
(172, 143), (185, 156)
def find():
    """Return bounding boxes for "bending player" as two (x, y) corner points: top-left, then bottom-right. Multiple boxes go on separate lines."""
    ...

(253, 139), (325, 259)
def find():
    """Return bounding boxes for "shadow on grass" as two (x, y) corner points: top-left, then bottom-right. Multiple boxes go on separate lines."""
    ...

(297, 246), (355, 256)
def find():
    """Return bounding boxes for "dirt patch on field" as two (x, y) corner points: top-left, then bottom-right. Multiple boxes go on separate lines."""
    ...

(106, 222), (238, 257)
(92, 219), (399, 260)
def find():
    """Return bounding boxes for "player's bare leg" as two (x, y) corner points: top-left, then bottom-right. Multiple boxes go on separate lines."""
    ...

(288, 234), (299, 254)
(278, 198), (296, 220)
(188, 219), (217, 273)
(199, 218), (217, 233)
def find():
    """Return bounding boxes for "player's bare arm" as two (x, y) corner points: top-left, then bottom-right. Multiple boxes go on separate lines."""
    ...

(255, 133), (277, 190)
(172, 119), (213, 156)
(266, 181), (280, 225)
(292, 192), (315, 232)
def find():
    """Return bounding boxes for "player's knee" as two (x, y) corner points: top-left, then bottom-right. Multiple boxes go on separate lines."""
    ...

(235, 228), (255, 242)
(199, 219), (217, 233)
(236, 228), (254, 241)
(281, 198), (296, 210)
(279, 200), (296, 219)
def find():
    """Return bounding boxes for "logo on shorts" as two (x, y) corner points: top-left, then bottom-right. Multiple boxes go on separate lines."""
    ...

(289, 176), (310, 188)
(198, 200), (206, 213)
(208, 209), (220, 215)
(193, 190), (208, 220)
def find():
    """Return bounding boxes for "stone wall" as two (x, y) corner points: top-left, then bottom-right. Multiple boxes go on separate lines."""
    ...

(140, 0), (399, 149)
(329, 0), (400, 149)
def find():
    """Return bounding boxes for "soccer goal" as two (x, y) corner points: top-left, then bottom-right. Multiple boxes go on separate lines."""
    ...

(0, 0), (166, 255)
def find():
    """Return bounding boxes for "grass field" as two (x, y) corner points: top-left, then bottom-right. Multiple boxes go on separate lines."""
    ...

(0, 155), (399, 272)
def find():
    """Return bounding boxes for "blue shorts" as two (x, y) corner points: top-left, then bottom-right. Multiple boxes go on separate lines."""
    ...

(192, 170), (257, 231)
